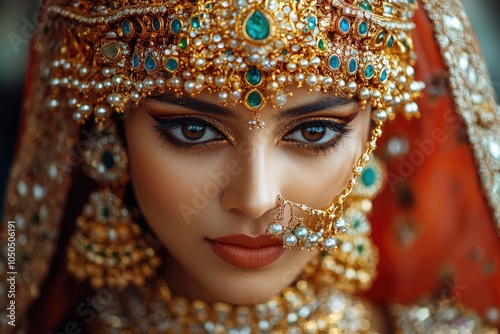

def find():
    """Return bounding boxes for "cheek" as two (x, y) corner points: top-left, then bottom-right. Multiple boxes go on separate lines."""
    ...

(123, 112), (219, 248)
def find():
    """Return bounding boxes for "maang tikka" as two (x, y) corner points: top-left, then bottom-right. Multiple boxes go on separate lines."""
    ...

(268, 153), (386, 293)
(66, 121), (161, 289)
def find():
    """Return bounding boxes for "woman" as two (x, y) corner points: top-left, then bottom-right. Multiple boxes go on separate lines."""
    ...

(1, 0), (499, 332)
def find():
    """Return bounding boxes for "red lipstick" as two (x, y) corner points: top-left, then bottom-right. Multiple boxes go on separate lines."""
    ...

(207, 234), (284, 269)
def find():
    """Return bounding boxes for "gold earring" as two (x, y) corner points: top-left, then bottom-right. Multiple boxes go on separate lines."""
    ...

(66, 122), (161, 289)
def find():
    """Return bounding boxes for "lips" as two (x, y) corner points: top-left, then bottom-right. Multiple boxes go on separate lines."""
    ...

(207, 234), (285, 269)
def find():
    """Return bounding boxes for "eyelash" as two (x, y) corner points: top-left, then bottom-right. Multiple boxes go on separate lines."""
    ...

(282, 120), (352, 156)
(151, 115), (352, 155)
(151, 115), (228, 154)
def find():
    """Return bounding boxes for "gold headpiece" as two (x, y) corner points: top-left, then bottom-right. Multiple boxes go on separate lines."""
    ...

(45, 0), (423, 128)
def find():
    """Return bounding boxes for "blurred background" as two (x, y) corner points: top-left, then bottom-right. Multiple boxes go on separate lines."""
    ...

(1, 0), (499, 213)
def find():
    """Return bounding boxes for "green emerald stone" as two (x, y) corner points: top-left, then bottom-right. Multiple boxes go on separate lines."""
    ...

(362, 167), (376, 186)
(357, 243), (365, 254)
(245, 10), (270, 41)
(245, 66), (262, 86)
(102, 206), (110, 219)
(165, 58), (178, 72)
(101, 150), (115, 169)
(359, 1), (373, 12)
(171, 18), (182, 33)
(102, 43), (120, 59)
(353, 218), (361, 229)
(247, 90), (263, 108)
(179, 37), (188, 49)
(86, 243), (93, 251)
(318, 39), (326, 51)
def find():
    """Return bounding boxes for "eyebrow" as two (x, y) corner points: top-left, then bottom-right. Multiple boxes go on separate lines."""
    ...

(148, 93), (356, 120)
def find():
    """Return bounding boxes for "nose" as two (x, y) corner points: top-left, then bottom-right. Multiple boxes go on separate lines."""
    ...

(220, 141), (279, 220)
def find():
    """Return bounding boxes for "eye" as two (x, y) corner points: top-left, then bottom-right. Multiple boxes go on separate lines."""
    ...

(284, 121), (340, 145)
(169, 121), (221, 144)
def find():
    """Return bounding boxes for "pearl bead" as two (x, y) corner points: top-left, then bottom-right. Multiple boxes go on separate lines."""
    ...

(156, 77), (166, 88)
(196, 74), (205, 84)
(335, 218), (347, 232)
(230, 91), (241, 101)
(170, 77), (182, 88)
(359, 87), (370, 100)
(348, 81), (357, 92)
(299, 59), (309, 69)
(371, 90), (381, 100)
(218, 91), (229, 103)
(267, 222), (283, 236)
(130, 90), (141, 102)
(286, 62), (297, 72)
(112, 75), (123, 86)
(274, 91), (287, 107)
(143, 77), (155, 89)
(384, 94), (393, 103)
(95, 106), (111, 119)
(283, 230), (298, 247)
(293, 226), (308, 239)
(184, 80), (196, 94)
(371, 109), (388, 123)
(323, 237), (337, 251)
(68, 98), (78, 108)
(295, 73), (305, 82)
(306, 75), (318, 87)
(310, 56), (321, 67)
(79, 104), (92, 115)
(73, 111), (83, 122)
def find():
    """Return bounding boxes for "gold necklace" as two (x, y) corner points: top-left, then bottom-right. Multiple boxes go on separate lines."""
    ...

(92, 265), (376, 333)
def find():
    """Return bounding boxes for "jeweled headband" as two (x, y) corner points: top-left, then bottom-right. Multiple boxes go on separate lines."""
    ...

(46, 0), (423, 128)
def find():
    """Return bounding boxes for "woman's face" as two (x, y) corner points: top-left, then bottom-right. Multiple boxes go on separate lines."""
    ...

(124, 87), (371, 304)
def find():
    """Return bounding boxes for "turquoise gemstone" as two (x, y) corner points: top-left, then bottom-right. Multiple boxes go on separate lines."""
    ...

(145, 56), (156, 71)
(339, 17), (350, 33)
(348, 58), (357, 74)
(245, 66), (262, 86)
(328, 55), (340, 70)
(171, 18), (182, 33)
(362, 167), (376, 186)
(152, 17), (161, 31)
(364, 64), (374, 79)
(387, 35), (395, 48)
(191, 17), (200, 29)
(122, 20), (132, 35)
(132, 53), (140, 68)
(101, 151), (115, 169)
(245, 10), (270, 41)
(307, 16), (317, 30)
(408, 0), (415, 3)
(358, 21), (368, 36)
(102, 206), (110, 219)
(165, 58), (178, 72)
(380, 69), (388, 83)
(247, 90), (263, 108)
